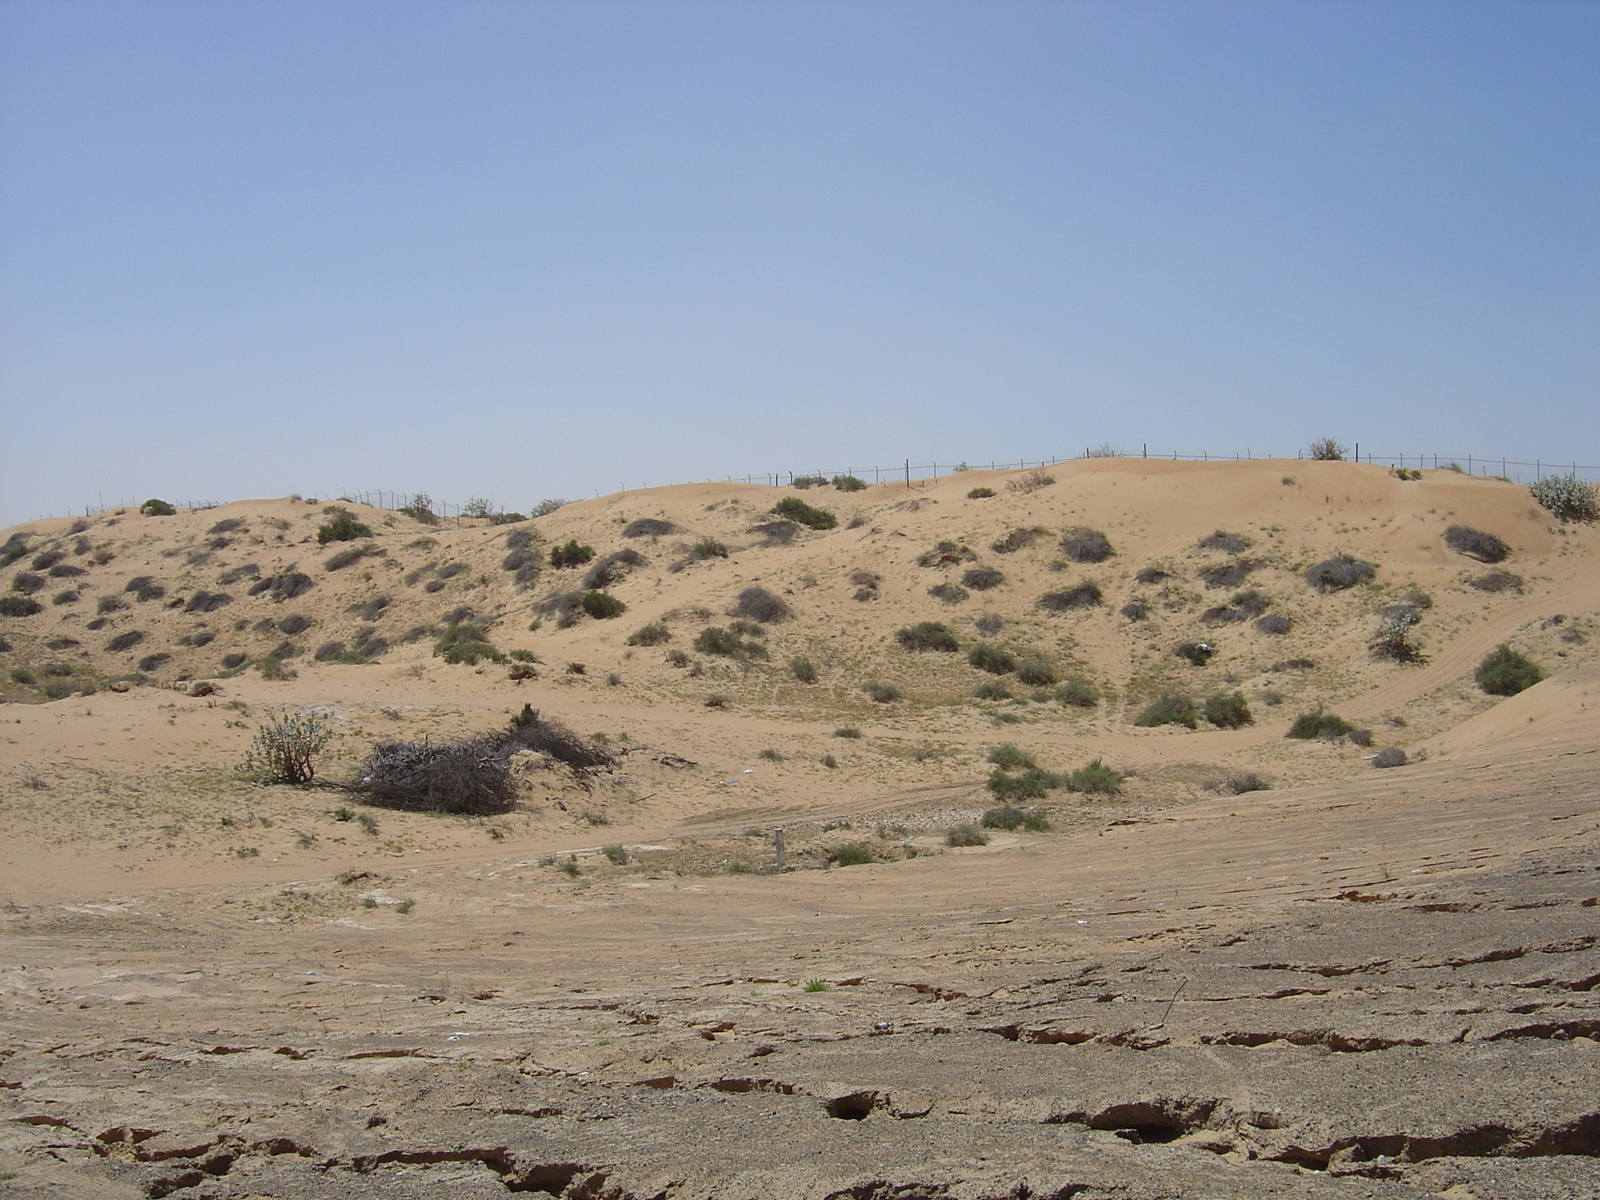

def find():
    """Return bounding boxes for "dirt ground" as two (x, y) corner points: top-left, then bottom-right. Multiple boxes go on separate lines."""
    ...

(1, 461), (1596, 1198)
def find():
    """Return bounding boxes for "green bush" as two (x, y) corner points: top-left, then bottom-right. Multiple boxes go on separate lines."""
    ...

(1174, 641), (1214, 666)
(966, 487), (996, 499)
(834, 843), (874, 866)
(140, 498), (177, 516)
(833, 727), (862, 738)
(1529, 473), (1599, 523)
(1475, 644), (1543, 696)
(861, 681), (901, 703)
(1203, 691), (1253, 729)
(1135, 694), (1198, 728)
(550, 540), (596, 568)
(1065, 757), (1123, 795)
(1055, 679), (1099, 708)
(1037, 583), (1102, 610)
(897, 621), (960, 652)
(1286, 710), (1354, 740)
(316, 507), (372, 545)
(946, 824), (989, 847)
(9, 667), (36, 685)
(986, 767), (1062, 800)
(694, 626), (767, 660)
(968, 643), (1017, 674)
(0, 596), (43, 617)
(580, 590), (625, 619)
(832, 475), (867, 492)
(1443, 525), (1509, 563)
(236, 708), (333, 784)
(1308, 437), (1346, 461)
(434, 622), (503, 665)
(626, 623), (671, 646)
(986, 743), (1036, 770)
(1014, 657), (1056, 686)
(689, 537), (728, 560)
(972, 680), (1011, 701)
(1059, 527), (1113, 563)
(789, 657), (819, 684)
(771, 496), (837, 530)
(981, 805), (1025, 830)
(398, 493), (440, 523)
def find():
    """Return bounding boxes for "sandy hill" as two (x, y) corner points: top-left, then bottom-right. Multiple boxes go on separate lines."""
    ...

(1, 459), (1597, 1199)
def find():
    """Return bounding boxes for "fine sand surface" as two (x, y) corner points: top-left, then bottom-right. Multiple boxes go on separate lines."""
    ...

(1, 460), (1596, 1198)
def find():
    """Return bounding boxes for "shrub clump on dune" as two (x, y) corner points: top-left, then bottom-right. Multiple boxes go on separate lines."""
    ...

(732, 586), (792, 624)
(1529, 473), (1599, 523)
(1058, 527), (1113, 563)
(771, 496), (837, 530)
(1443, 525), (1509, 563)
(1037, 582), (1102, 611)
(1475, 645), (1543, 697)
(1135, 694), (1198, 729)
(1287, 710), (1354, 740)
(897, 622), (960, 652)
(1304, 553), (1375, 593)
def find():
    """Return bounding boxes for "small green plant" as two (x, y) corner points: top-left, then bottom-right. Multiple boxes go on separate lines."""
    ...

(1529, 473), (1599, 523)
(316, 507), (372, 544)
(1055, 679), (1098, 708)
(550, 540), (596, 568)
(972, 680), (1011, 701)
(946, 824), (989, 847)
(986, 767), (1062, 800)
(1475, 644), (1543, 696)
(1287, 710), (1354, 740)
(986, 743), (1036, 770)
(626, 623), (671, 646)
(602, 843), (629, 865)
(0, 596), (43, 617)
(789, 657), (818, 683)
(394, 899), (415, 914)
(580, 590), (625, 619)
(1174, 641), (1214, 667)
(771, 496), (837, 530)
(356, 813), (379, 834)
(897, 621), (960, 652)
(1014, 657), (1056, 686)
(968, 643), (1017, 674)
(1203, 691), (1253, 729)
(1135, 694), (1198, 729)
(140, 498), (177, 516)
(689, 537), (728, 560)
(1307, 437), (1346, 461)
(982, 805), (1049, 830)
(966, 486), (996, 499)
(803, 978), (830, 992)
(791, 474), (828, 489)
(1065, 757), (1123, 794)
(561, 857), (581, 877)
(694, 625), (767, 660)
(861, 681), (901, 703)
(236, 708), (334, 784)
(834, 843), (874, 866)
(831, 474), (867, 492)
(834, 726), (862, 738)
(434, 622), (502, 665)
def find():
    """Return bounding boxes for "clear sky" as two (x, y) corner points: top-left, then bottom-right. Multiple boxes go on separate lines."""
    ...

(2, 0), (1595, 523)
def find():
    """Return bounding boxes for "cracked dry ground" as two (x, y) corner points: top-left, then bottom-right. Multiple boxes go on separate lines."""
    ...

(3, 745), (1598, 1199)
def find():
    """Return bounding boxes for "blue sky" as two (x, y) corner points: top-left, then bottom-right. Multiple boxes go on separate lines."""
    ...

(2, 0), (1595, 523)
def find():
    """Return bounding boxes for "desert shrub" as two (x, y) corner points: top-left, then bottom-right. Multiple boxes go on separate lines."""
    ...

(987, 743), (1036, 770)
(1307, 437), (1346, 461)
(550, 540), (596, 568)
(505, 705), (614, 770)
(771, 497), (837, 530)
(968, 643), (1017, 674)
(1304, 554), (1375, 593)
(9, 666), (35, 685)
(1254, 613), (1291, 635)
(1470, 570), (1523, 594)
(140, 498), (177, 516)
(1475, 645), (1543, 696)
(528, 498), (567, 519)
(498, 547), (539, 585)
(1203, 691), (1253, 728)
(961, 567), (1004, 591)
(356, 634), (388, 659)
(1287, 711), (1354, 739)
(0, 596), (42, 617)
(733, 586), (792, 623)
(981, 805), (1027, 829)
(832, 475), (867, 492)
(249, 571), (314, 602)
(0, 536), (28, 567)
(749, 522), (797, 546)
(126, 576), (167, 601)
(1198, 531), (1251, 553)
(1014, 657), (1056, 687)
(1006, 468), (1055, 494)
(1444, 525), (1509, 563)
(219, 652), (247, 670)
(1200, 604), (1246, 626)
(1058, 527), (1113, 563)
(1135, 567), (1169, 585)
(1174, 641), (1213, 666)
(580, 590), (626, 619)
(1228, 589), (1270, 617)
(928, 582), (969, 604)
(946, 824), (989, 847)
(861, 681), (901, 703)
(1066, 757), (1123, 795)
(313, 641), (362, 664)
(917, 540), (976, 568)
(834, 727), (862, 739)
(351, 734), (515, 815)
(273, 614), (310, 636)
(237, 708), (333, 784)
(325, 543), (377, 571)
(106, 630), (145, 653)
(1529, 473), (1599, 523)
(1038, 582), (1102, 611)
(1120, 602), (1148, 621)
(622, 517), (676, 538)
(255, 655), (296, 679)
(583, 548), (646, 589)
(790, 474), (827, 490)
(1055, 679), (1098, 708)
(1348, 728), (1373, 747)
(973, 613), (1003, 635)
(1270, 657), (1316, 672)
(966, 486), (996, 499)
(789, 657), (819, 683)
(897, 621), (960, 652)
(991, 527), (1043, 555)
(728, 618), (766, 638)
(1370, 612), (1426, 663)
(1371, 747), (1408, 769)
(349, 596), (389, 621)
(50, 589), (78, 606)
(1219, 772), (1271, 794)
(986, 767), (1062, 801)
(138, 651), (173, 673)
(704, 694), (728, 708)
(10, 572), (45, 596)
(396, 493), (439, 523)
(834, 843), (874, 867)
(694, 626), (767, 660)
(30, 549), (64, 570)
(1199, 560), (1259, 589)
(185, 590), (231, 613)
(626, 623), (671, 646)
(434, 622), (502, 665)
(95, 595), (127, 614)
(1135, 694), (1198, 728)
(972, 680), (1011, 701)
(316, 508), (371, 545)
(47, 563), (86, 578)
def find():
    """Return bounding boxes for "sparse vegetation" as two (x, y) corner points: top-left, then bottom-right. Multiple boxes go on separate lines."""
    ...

(771, 496), (837, 530)
(927, 582), (969, 604)
(316, 507), (372, 545)
(694, 625), (767, 660)
(626, 623), (671, 646)
(1203, 691), (1253, 728)
(986, 767), (1063, 801)
(1308, 437), (1347, 461)
(832, 475), (867, 492)
(1470, 570), (1523, 594)
(917, 541), (976, 568)
(967, 486), (996, 499)
(1014, 657), (1056, 687)
(623, 518), (677, 538)
(1065, 757), (1123, 795)
(140, 498), (177, 516)
(1529, 473), (1599, 523)
(1135, 694), (1198, 729)
(1475, 645), (1543, 696)
(1304, 553), (1375, 593)
(946, 824), (989, 847)
(897, 621), (960, 652)
(1370, 612), (1426, 663)
(434, 622), (502, 665)
(789, 657), (819, 683)
(689, 537), (729, 560)
(1219, 772), (1271, 794)
(982, 805), (1050, 830)
(580, 590), (626, 619)
(834, 843), (874, 866)
(1287, 711), (1354, 740)
(733, 586), (791, 623)
(237, 708), (333, 785)
(1371, 747), (1408, 769)
(1058, 527), (1113, 563)
(1255, 614), (1291, 635)
(972, 680), (1011, 701)
(0, 596), (42, 617)
(991, 527), (1043, 554)
(968, 643), (1017, 675)
(1198, 531), (1251, 553)
(987, 743), (1036, 770)
(1006, 468), (1054, 494)
(1174, 641), (1214, 666)
(1444, 525), (1509, 563)
(860, 681), (901, 703)
(961, 567), (1004, 591)
(1055, 679), (1098, 708)
(550, 540), (596, 569)
(1037, 582), (1102, 610)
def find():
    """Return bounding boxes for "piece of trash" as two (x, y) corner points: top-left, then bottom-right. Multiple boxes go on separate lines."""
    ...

(1076, 920), (1088, 925)
(814, 912), (822, 917)
(305, 971), (316, 975)
(742, 769), (753, 774)
(873, 1020), (891, 1031)
(446, 1032), (470, 1041)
